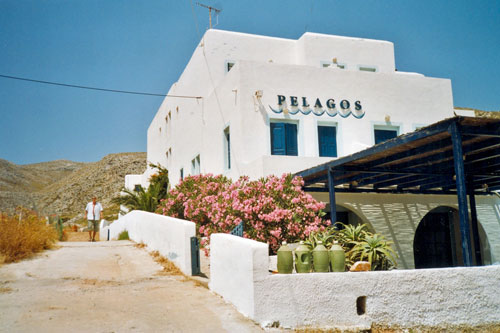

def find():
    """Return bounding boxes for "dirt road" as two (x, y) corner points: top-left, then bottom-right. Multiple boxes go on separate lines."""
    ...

(0, 241), (263, 332)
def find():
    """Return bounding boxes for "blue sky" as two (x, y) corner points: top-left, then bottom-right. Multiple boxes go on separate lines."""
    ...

(1, 0), (499, 164)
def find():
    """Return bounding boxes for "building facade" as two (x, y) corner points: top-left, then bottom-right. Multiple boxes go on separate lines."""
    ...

(128, 30), (500, 269)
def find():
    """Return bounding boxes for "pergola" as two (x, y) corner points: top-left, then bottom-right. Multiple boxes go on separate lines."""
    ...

(296, 116), (500, 266)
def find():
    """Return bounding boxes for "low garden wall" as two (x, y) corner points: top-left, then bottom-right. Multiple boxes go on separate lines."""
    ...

(210, 233), (500, 330)
(106, 211), (196, 276)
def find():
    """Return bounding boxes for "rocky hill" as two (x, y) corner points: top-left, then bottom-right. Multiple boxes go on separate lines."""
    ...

(0, 153), (147, 221)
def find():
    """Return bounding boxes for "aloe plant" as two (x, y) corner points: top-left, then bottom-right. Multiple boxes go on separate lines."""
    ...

(348, 234), (397, 270)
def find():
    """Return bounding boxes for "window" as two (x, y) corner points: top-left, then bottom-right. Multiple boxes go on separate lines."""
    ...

(224, 127), (231, 169)
(180, 168), (184, 181)
(318, 126), (337, 157)
(374, 128), (398, 144)
(226, 61), (235, 73)
(191, 155), (201, 175)
(134, 184), (142, 192)
(270, 122), (298, 156)
(321, 61), (346, 69)
(165, 148), (172, 162)
(359, 66), (377, 72)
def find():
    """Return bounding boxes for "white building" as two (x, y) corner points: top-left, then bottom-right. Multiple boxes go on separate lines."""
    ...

(127, 29), (500, 269)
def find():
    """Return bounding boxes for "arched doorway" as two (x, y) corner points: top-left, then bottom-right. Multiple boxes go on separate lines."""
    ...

(414, 207), (457, 268)
(414, 206), (492, 268)
(325, 204), (373, 232)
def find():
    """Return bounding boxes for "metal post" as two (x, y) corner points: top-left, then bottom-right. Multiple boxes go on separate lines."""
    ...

(190, 237), (201, 275)
(449, 121), (473, 266)
(467, 178), (482, 265)
(328, 168), (337, 225)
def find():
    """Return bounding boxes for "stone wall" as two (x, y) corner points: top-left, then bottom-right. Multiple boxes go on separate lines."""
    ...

(209, 233), (500, 330)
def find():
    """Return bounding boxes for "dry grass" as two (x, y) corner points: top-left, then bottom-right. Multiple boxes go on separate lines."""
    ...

(293, 323), (500, 332)
(150, 251), (184, 276)
(0, 287), (13, 293)
(148, 250), (207, 288)
(0, 208), (58, 263)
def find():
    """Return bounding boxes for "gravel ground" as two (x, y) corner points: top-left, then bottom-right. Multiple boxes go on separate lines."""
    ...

(0, 241), (263, 333)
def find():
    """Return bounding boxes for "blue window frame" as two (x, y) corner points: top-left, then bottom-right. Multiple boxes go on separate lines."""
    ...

(374, 129), (398, 144)
(318, 126), (337, 157)
(270, 122), (298, 156)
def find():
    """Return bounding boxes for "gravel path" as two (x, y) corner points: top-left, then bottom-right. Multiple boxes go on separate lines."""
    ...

(0, 241), (263, 333)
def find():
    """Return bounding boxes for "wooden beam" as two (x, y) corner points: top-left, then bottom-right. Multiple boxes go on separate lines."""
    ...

(449, 121), (473, 266)
(328, 169), (337, 225)
(467, 177), (482, 266)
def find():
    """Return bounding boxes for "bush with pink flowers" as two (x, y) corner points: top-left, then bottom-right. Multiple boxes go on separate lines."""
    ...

(157, 173), (329, 254)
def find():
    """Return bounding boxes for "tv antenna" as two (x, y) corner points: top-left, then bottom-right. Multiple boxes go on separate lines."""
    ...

(196, 2), (221, 29)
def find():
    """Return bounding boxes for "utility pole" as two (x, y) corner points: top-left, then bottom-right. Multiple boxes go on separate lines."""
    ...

(196, 2), (221, 29)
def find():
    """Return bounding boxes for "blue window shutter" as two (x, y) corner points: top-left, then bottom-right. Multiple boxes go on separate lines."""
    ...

(318, 126), (337, 157)
(285, 123), (298, 156)
(271, 123), (286, 155)
(374, 129), (397, 144)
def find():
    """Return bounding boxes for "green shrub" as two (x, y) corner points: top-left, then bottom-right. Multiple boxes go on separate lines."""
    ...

(118, 230), (129, 240)
(112, 163), (169, 214)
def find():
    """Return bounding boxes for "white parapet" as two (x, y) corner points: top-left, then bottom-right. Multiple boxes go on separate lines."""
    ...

(209, 233), (268, 318)
(209, 233), (500, 330)
(108, 211), (196, 276)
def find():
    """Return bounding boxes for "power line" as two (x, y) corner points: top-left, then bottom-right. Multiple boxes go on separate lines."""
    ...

(0, 74), (202, 99)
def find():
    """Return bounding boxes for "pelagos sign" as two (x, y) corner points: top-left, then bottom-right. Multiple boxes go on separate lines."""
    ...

(269, 95), (365, 118)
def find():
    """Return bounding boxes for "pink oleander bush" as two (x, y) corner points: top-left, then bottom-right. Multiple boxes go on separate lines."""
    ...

(157, 173), (329, 254)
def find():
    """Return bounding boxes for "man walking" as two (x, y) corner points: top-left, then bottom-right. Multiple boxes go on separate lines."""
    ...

(85, 197), (103, 242)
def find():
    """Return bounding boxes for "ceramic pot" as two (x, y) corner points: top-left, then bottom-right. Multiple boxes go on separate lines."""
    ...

(277, 241), (293, 274)
(294, 241), (312, 273)
(312, 241), (330, 272)
(330, 241), (346, 272)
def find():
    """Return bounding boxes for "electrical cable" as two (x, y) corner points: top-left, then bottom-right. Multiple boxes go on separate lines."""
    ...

(0, 74), (202, 99)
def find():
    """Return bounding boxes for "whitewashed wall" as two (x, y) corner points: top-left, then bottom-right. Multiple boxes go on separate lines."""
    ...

(209, 234), (268, 318)
(209, 233), (500, 330)
(108, 211), (196, 276)
(141, 29), (454, 186)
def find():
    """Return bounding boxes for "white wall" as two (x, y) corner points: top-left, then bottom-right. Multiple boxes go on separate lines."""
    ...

(296, 32), (395, 73)
(210, 233), (500, 330)
(141, 29), (451, 186)
(148, 56), (453, 187)
(108, 211), (196, 276)
(209, 234), (268, 318)
(124, 174), (143, 191)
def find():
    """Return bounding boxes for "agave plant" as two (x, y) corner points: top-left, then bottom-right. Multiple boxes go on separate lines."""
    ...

(347, 233), (397, 270)
(335, 222), (369, 249)
(303, 227), (338, 250)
